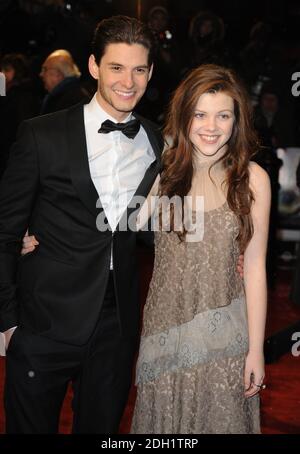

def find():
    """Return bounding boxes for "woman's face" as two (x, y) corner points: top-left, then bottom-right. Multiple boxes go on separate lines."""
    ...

(189, 91), (235, 159)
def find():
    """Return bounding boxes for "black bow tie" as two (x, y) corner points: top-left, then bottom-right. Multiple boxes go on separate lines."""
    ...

(98, 118), (140, 139)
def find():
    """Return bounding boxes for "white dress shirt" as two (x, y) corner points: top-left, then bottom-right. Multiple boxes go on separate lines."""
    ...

(0, 94), (156, 355)
(84, 94), (156, 268)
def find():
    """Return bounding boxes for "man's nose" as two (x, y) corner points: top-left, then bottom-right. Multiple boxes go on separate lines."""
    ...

(121, 72), (134, 89)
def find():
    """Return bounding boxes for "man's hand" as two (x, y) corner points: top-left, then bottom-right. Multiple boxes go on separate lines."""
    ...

(237, 254), (244, 279)
(21, 230), (39, 255)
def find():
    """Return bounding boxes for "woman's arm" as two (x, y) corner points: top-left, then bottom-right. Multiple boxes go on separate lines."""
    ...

(136, 174), (160, 231)
(243, 162), (271, 397)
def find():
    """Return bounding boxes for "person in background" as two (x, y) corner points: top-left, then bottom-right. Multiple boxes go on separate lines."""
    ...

(0, 53), (40, 178)
(40, 48), (90, 114)
(137, 6), (184, 123)
(254, 83), (295, 149)
(187, 11), (233, 70)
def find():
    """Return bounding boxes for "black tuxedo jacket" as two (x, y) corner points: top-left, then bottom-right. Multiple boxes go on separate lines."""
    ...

(0, 103), (163, 345)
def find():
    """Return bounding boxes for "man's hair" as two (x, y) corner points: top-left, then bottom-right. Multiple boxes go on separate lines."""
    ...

(91, 15), (155, 66)
(46, 50), (81, 78)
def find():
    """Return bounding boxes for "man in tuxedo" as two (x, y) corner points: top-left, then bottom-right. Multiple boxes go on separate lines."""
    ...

(0, 15), (163, 433)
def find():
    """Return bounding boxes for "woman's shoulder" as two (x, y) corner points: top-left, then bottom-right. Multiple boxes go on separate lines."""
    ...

(248, 161), (271, 195)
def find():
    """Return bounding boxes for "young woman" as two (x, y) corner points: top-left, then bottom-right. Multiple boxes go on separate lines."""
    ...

(131, 64), (271, 434)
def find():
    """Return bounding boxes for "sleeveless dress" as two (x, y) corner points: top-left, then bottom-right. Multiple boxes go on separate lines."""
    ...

(131, 154), (261, 434)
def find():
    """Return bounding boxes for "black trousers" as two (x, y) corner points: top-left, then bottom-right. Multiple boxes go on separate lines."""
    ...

(4, 272), (137, 434)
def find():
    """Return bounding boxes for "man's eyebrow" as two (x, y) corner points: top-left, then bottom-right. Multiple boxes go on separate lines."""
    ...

(107, 62), (149, 68)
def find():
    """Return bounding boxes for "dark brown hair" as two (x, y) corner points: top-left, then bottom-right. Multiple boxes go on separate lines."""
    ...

(160, 64), (259, 252)
(92, 15), (155, 66)
(0, 53), (30, 85)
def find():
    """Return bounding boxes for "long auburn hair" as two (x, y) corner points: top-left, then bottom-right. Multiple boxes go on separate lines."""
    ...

(160, 64), (260, 252)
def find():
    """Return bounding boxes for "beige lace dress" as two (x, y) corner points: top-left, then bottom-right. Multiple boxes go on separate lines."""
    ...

(131, 154), (260, 434)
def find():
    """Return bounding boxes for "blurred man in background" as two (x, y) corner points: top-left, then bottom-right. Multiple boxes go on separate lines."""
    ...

(40, 49), (89, 114)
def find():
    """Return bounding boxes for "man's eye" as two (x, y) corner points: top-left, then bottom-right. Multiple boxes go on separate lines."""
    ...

(111, 66), (121, 71)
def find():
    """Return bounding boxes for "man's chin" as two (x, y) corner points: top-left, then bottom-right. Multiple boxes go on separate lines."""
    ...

(114, 100), (136, 112)
(113, 95), (142, 112)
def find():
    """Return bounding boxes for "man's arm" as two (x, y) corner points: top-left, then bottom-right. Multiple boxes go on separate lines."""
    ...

(0, 121), (39, 334)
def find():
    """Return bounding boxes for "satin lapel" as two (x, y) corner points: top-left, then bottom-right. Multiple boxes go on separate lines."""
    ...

(131, 115), (162, 200)
(67, 104), (100, 219)
(117, 116), (162, 230)
(132, 114), (162, 199)
(134, 114), (162, 163)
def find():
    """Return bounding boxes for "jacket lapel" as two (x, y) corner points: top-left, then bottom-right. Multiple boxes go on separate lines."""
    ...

(117, 115), (163, 230)
(67, 103), (100, 219)
(131, 113), (162, 197)
(135, 113), (163, 162)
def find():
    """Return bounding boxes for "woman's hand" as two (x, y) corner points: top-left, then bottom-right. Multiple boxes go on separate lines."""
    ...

(21, 230), (39, 255)
(244, 350), (265, 398)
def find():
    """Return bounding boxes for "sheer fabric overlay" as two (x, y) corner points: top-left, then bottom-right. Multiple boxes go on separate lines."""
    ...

(131, 152), (260, 434)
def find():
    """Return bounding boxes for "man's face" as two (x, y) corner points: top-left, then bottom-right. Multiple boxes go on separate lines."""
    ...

(89, 43), (153, 122)
(40, 57), (63, 92)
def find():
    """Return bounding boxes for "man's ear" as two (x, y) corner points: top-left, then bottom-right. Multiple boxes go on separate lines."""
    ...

(148, 63), (153, 82)
(88, 55), (99, 80)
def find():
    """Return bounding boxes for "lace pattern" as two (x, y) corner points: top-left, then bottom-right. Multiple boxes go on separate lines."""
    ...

(131, 155), (260, 434)
(131, 354), (260, 434)
(136, 297), (248, 385)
